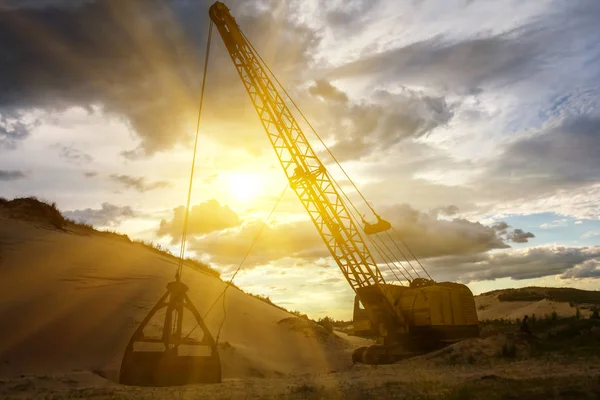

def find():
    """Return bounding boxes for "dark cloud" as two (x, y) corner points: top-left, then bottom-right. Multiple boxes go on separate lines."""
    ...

(54, 144), (93, 164)
(381, 203), (509, 259)
(327, 1), (600, 95)
(63, 202), (135, 226)
(480, 115), (600, 199)
(429, 246), (600, 283)
(492, 222), (509, 232)
(0, 170), (26, 181)
(83, 171), (97, 178)
(310, 84), (453, 161)
(109, 174), (171, 192)
(0, 112), (37, 149)
(158, 199), (242, 243)
(432, 205), (459, 217)
(506, 228), (535, 243)
(329, 34), (542, 94)
(325, 0), (379, 30)
(308, 80), (348, 103)
(0, 0), (321, 156)
(0, 1), (96, 11)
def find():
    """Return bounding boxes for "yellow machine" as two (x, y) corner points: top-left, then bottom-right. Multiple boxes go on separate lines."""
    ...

(208, 1), (479, 364)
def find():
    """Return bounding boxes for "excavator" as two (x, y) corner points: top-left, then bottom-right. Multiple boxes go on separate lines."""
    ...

(207, 2), (479, 364)
(119, 1), (479, 386)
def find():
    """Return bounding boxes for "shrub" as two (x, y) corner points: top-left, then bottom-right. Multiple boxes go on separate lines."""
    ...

(501, 342), (517, 358)
(317, 317), (334, 333)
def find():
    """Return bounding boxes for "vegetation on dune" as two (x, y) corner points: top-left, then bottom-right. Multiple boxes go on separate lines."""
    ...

(484, 287), (600, 305)
(479, 313), (600, 357)
(0, 196), (66, 229)
(0, 196), (221, 278)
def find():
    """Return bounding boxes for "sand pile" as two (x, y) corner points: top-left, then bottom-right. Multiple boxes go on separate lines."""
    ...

(278, 317), (348, 349)
(419, 333), (533, 365)
(0, 216), (359, 380)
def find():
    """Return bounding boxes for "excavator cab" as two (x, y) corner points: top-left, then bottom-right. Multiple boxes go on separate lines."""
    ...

(119, 281), (221, 386)
(363, 215), (392, 235)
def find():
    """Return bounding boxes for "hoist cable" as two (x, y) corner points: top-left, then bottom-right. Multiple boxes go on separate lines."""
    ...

(384, 230), (424, 279)
(392, 230), (433, 280)
(241, 31), (378, 218)
(375, 233), (420, 279)
(241, 31), (433, 281)
(182, 184), (288, 343)
(175, 21), (214, 281)
(329, 176), (412, 284)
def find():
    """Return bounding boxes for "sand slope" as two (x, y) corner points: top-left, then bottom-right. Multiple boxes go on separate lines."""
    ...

(0, 215), (368, 379)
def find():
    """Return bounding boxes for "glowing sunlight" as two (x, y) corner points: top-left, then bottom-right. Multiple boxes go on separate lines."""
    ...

(226, 172), (263, 203)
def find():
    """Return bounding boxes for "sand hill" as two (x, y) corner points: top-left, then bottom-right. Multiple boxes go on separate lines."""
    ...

(475, 287), (600, 321)
(0, 200), (370, 381)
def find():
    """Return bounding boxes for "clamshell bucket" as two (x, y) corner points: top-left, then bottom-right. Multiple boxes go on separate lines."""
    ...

(119, 280), (221, 386)
(363, 216), (392, 235)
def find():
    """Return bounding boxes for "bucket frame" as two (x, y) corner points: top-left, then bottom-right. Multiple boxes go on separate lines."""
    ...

(119, 280), (221, 386)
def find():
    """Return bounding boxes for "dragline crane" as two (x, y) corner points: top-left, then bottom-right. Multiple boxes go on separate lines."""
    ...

(209, 2), (479, 363)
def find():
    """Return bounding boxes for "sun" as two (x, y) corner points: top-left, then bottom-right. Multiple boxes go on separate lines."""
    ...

(226, 173), (262, 202)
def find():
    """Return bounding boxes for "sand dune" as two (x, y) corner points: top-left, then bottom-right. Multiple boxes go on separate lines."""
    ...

(0, 214), (370, 380)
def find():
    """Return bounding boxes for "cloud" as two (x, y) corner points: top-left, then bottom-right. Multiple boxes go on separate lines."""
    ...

(308, 80), (348, 103)
(189, 218), (326, 268)
(63, 202), (135, 226)
(581, 231), (600, 239)
(432, 205), (460, 217)
(54, 144), (93, 164)
(83, 171), (97, 178)
(0, 112), (37, 149)
(485, 116), (600, 198)
(506, 228), (535, 243)
(381, 203), (509, 259)
(190, 203), (527, 269)
(492, 222), (509, 233)
(0, 170), (26, 181)
(0, 0), (321, 156)
(327, 1), (600, 95)
(560, 260), (600, 279)
(203, 173), (218, 184)
(328, 34), (543, 94)
(158, 199), (242, 243)
(428, 245), (600, 283)
(310, 83), (454, 161)
(109, 174), (171, 192)
(540, 219), (569, 229)
(324, 0), (380, 31)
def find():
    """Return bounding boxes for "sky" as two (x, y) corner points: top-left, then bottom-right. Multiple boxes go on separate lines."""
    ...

(1, 0), (599, 320)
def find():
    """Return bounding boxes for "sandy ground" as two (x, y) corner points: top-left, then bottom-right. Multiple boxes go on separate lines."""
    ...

(0, 215), (370, 382)
(2, 214), (600, 399)
(1, 356), (599, 399)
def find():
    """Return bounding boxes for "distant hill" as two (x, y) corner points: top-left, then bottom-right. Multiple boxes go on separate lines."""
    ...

(480, 287), (600, 305)
(475, 286), (600, 321)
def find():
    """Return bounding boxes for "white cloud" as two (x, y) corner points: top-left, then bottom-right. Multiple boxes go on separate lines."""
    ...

(540, 219), (569, 229)
(581, 231), (600, 239)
